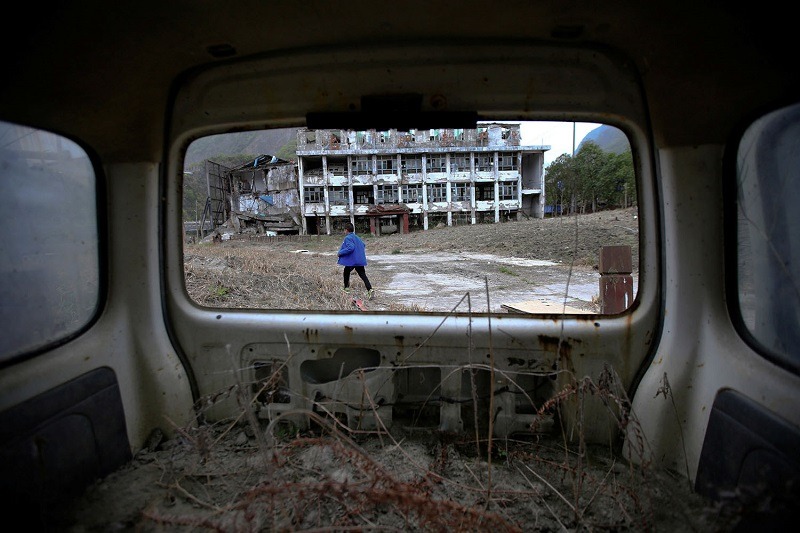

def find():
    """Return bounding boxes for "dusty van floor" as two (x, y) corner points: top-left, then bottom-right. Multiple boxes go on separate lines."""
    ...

(59, 421), (725, 532)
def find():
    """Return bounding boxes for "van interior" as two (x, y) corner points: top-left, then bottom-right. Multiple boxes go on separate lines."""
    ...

(0, 2), (798, 530)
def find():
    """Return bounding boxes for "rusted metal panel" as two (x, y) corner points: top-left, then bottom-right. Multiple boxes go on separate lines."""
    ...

(599, 245), (633, 274)
(600, 274), (634, 313)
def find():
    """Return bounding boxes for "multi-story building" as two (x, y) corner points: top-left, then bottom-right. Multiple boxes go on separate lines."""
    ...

(295, 123), (549, 235)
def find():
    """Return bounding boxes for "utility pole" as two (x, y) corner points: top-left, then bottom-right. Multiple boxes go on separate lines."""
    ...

(572, 122), (576, 155)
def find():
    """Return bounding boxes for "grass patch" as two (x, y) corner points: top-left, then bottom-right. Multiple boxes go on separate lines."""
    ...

(498, 266), (517, 276)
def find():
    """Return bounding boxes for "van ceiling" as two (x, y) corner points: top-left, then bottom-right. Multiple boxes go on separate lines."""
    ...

(0, 2), (796, 161)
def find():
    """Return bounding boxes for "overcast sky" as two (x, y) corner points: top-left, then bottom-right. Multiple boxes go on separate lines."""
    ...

(518, 121), (601, 168)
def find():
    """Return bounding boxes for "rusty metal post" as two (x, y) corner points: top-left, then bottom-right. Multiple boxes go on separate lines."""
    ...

(599, 245), (633, 313)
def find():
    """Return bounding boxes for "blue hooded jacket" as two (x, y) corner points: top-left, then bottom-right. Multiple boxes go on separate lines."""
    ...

(337, 232), (368, 267)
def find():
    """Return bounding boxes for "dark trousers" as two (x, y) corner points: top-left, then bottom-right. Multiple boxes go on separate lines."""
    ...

(343, 266), (372, 290)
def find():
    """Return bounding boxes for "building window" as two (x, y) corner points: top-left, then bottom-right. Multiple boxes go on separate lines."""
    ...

(476, 184), (494, 200)
(402, 184), (423, 202)
(327, 158), (347, 176)
(304, 186), (324, 203)
(426, 154), (446, 173)
(451, 183), (470, 202)
(402, 155), (423, 173)
(451, 154), (470, 173)
(376, 184), (399, 204)
(498, 183), (518, 200)
(353, 186), (372, 204)
(427, 183), (447, 202)
(352, 156), (371, 174)
(329, 186), (348, 205)
(475, 154), (493, 172)
(377, 155), (396, 175)
(498, 152), (518, 171)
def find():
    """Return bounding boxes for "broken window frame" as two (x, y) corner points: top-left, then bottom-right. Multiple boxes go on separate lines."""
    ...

(475, 154), (493, 172)
(451, 182), (470, 202)
(498, 182), (518, 200)
(427, 183), (447, 202)
(426, 154), (446, 173)
(402, 155), (423, 173)
(498, 152), (518, 171)
(450, 154), (470, 173)
(376, 184), (399, 204)
(377, 155), (396, 175)
(304, 186), (324, 203)
(476, 184), (495, 200)
(352, 156), (371, 175)
(353, 185), (372, 204)
(402, 183), (423, 202)
(328, 186), (348, 205)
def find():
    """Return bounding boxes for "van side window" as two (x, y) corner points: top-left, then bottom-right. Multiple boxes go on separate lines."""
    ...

(0, 121), (99, 363)
(736, 102), (800, 371)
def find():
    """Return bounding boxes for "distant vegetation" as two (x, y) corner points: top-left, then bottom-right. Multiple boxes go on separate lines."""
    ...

(544, 140), (635, 215)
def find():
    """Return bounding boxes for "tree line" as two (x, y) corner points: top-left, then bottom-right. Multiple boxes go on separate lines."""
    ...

(544, 141), (635, 215)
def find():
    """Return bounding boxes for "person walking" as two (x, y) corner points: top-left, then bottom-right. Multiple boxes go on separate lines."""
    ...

(337, 222), (374, 299)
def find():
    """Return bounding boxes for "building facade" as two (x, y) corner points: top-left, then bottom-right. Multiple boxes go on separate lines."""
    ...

(295, 123), (548, 235)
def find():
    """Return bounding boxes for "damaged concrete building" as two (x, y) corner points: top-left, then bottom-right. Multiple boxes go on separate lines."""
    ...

(295, 123), (549, 236)
(198, 155), (302, 240)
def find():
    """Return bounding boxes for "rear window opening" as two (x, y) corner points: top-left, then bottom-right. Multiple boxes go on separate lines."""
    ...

(181, 121), (638, 315)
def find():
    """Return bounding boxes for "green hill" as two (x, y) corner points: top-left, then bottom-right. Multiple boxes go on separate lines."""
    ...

(578, 125), (630, 154)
